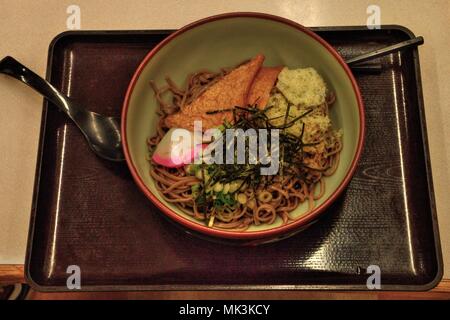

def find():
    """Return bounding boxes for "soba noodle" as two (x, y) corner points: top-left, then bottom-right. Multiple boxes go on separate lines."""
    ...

(147, 65), (342, 230)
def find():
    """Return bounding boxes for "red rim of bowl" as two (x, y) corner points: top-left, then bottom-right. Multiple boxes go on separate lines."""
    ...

(121, 12), (366, 240)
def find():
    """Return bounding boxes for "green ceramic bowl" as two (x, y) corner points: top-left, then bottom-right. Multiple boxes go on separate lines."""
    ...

(122, 12), (365, 241)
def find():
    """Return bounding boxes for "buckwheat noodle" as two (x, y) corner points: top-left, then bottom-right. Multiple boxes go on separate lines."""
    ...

(147, 68), (342, 231)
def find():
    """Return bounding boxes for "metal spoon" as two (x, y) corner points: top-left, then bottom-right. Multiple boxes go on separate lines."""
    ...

(0, 56), (124, 161)
(0, 36), (423, 162)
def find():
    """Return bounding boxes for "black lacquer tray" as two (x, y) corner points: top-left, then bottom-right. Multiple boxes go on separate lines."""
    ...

(25, 26), (442, 291)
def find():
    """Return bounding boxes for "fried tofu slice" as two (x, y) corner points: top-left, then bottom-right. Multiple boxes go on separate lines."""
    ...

(165, 54), (265, 131)
(247, 66), (283, 109)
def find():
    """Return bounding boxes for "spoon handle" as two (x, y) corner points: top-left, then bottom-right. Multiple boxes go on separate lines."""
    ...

(346, 36), (424, 66)
(0, 56), (83, 120)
